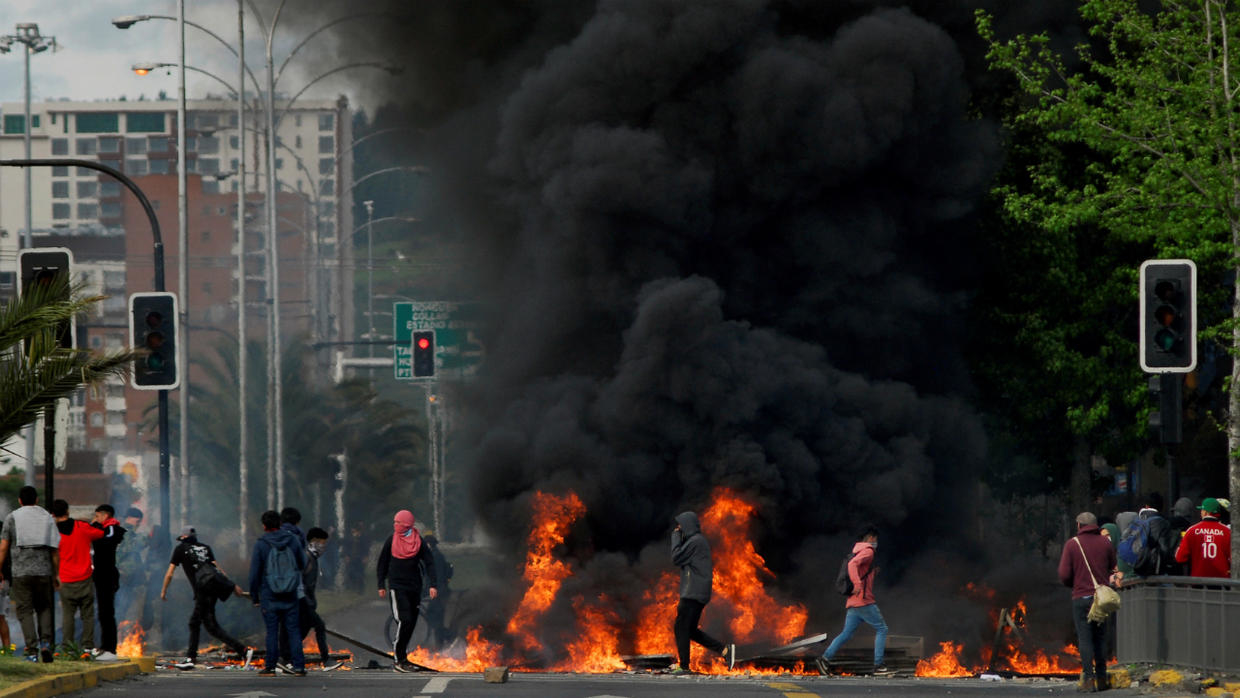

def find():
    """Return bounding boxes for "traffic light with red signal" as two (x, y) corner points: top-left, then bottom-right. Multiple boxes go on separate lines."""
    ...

(413, 330), (435, 378)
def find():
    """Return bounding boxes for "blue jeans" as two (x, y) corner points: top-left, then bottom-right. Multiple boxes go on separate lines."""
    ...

(262, 600), (303, 671)
(822, 604), (887, 666)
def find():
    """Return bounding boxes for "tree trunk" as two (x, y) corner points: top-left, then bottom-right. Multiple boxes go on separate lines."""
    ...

(1232, 262), (1240, 579)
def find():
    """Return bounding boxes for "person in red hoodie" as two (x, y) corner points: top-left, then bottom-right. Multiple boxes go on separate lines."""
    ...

(51, 499), (104, 654)
(1058, 511), (1117, 693)
(1175, 498), (1231, 578)
(816, 525), (890, 676)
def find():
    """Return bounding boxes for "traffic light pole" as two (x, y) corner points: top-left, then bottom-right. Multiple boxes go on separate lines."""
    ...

(0, 158), (168, 548)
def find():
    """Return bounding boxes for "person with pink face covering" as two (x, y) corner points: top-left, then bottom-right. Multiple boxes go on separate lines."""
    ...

(377, 510), (438, 672)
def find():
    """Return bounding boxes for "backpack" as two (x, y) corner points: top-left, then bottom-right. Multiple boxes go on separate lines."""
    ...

(193, 562), (234, 602)
(1118, 516), (1163, 575)
(834, 550), (872, 596)
(264, 540), (300, 594)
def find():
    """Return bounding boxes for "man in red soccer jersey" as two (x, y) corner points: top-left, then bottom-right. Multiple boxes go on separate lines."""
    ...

(1175, 498), (1231, 578)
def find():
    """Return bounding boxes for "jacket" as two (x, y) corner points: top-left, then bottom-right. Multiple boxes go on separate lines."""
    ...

(1058, 526), (1117, 600)
(376, 534), (438, 594)
(845, 541), (878, 609)
(90, 519), (125, 577)
(1136, 509), (1180, 576)
(671, 511), (713, 603)
(57, 519), (104, 584)
(1174, 518), (1231, 578)
(248, 527), (306, 604)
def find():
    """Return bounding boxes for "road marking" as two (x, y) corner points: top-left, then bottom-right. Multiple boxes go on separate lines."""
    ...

(765, 682), (819, 698)
(420, 676), (452, 693)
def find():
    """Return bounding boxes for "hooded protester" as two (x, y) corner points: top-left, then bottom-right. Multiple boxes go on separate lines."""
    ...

(89, 504), (125, 661)
(1113, 511), (1137, 578)
(377, 510), (438, 673)
(250, 510), (307, 676)
(160, 526), (249, 669)
(0, 486), (59, 662)
(669, 511), (733, 674)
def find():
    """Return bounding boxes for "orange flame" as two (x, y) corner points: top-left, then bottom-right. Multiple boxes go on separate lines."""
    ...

(505, 491), (587, 651)
(407, 626), (501, 671)
(634, 572), (678, 654)
(555, 596), (627, 672)
(916, 641), (972, 677)
(117, 621), (145, 658)
(701, 488), (808, 646)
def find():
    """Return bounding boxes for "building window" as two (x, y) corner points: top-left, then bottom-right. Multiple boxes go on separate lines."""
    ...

(77, 203), (98, 219)
(91, 413), (103, 427)
(295, 135), (302, 148)
(124, 159), (148, 176)
(52, 181), (69, 199)
(318, 157), (333, 175)
(275, 158), (284, 170)
(150, 159), (169, 174)
(228, 113), (238, 127)
(107, 413), (124, 426)
(100, 181), (121, 198)
(185, 136), (197, 151)
(198, 158), (219, 174)
(76, 138), (98, 156)
(51, 139), (69, 155)
(230, 158), (238, 171)
(229, 135), (239, 149)
(295, 114), (302, 127)
(148, 136), (169, 152)
(126, 137), (147, 154)
(52, 165), (68, 177)
(77, 181), (98, 198)
(77, 167), (94, 177)
(126, 112), (165, 132)
(99, 136), (122, 153)
(76, 112), (120, 133)
(101, 201), (122, 218)
(318, 135), (333, 153)
(196, 113), (219, 130)
(319, 113), (333, 131)
(4, 114), (38, 134)
(319, 179), (334, 196)
(203, 179), (220, 194)
(104, 270), (125, 288)
(52, 203), (70, 219)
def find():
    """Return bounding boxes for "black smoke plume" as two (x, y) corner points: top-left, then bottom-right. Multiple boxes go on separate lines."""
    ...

(283, 0), (1085, 655)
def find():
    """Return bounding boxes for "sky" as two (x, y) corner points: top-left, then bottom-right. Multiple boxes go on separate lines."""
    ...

(0, 0), (384, 110)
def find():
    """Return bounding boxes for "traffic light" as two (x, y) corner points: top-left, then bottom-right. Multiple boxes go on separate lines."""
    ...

(129, 292), (180, 390)
(18, 247), (75, 350)
(1140, 259), (1196, 373)
(413, 330), (435, 378)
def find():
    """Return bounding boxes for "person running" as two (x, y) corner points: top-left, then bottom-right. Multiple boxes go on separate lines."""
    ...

(0, 487), (58, 662)
(377, 510), (438, 673)
(817, 525), (891, 676)
(159, 526), (249, 669)
(669, 511), (734, 674)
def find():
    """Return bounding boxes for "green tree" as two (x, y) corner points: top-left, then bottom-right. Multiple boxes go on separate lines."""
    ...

(978, 0), (1240, 576)
(0, 277), (137, 443)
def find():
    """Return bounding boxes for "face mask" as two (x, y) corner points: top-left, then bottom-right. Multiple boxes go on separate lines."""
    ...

(309, 542), (324, 555)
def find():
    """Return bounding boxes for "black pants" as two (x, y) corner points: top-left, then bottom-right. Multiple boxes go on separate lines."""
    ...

(187, 594), (245, 660)
(1072, 597), (1108, 682)
(674, 598), (723, 670)
(94, 569), (119, 653)
(389, 588), (421, 663)
(279, 598), (329, 664)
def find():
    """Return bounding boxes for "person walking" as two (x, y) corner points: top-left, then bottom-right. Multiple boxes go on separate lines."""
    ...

(1058, 512), (1118, 693)
(89, 504), (124, 661)
(816, 525), (890, 676)
(277, 526), (339, 672)
(669, 511), (733, 674)
(1174, 498), (1231, 578)
(377, 510), (438, 673)
(159, 526), (249, 669)
(249, 510), (307, 677)
(0, 487), (58, 662)
(52, 499), (104, 655)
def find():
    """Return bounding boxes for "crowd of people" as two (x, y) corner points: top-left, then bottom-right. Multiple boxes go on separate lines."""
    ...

(0, 487), (451, 675)
(1061, 496), (1232, 693)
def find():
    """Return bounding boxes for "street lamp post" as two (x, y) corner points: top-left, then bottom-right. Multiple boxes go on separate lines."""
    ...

(176, 0), (190, 529)
(363, 200), (374, 357)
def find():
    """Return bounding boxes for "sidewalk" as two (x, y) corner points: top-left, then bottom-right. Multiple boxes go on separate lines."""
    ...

(0, 657), (155, 698)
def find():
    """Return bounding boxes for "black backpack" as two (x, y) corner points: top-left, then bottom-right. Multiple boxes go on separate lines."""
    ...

(834, 549), (872, 596)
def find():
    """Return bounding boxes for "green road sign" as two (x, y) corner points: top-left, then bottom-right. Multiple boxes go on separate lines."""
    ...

(393, 301), (484, 380)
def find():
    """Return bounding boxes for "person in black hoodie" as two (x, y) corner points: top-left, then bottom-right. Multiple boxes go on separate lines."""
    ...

(377, 510), (438, 673)
(89, 505), (124, 661)
(670, 511), (734, 674)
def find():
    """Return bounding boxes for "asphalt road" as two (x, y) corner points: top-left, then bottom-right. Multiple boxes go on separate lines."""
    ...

(69, 669), (1136, 697)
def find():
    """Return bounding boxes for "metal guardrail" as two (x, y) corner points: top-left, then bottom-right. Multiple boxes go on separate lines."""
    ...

(1115, 576), (1240, 673)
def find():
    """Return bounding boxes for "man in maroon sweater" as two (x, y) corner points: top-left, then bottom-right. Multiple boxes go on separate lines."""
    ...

(1058, 512), (1118, 693)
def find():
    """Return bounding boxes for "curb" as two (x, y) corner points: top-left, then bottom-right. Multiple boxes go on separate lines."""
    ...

(0, 657), (155, 698)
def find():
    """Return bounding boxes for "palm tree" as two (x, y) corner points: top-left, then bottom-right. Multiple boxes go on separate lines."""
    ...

(0, 276), (140, 443)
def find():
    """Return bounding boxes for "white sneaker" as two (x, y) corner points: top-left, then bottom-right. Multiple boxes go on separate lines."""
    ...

(173, 658), (195, 670)
(93, 651), (121, 662)
(321, 661), (343, 671)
